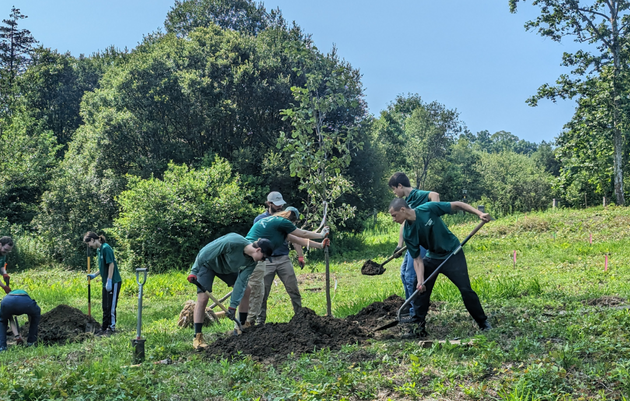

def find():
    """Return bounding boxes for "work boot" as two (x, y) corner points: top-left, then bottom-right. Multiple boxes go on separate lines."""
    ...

(399, 303), (411, 318)
(401, 321), (427, 339)
(255, 316), (265, 326)
(478, 320), (492, 332)
(193, 333), (208, 350)
(243, 321), (252, 329)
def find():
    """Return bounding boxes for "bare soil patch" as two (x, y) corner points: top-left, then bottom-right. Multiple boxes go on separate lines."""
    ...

(583, 296), (626, 307)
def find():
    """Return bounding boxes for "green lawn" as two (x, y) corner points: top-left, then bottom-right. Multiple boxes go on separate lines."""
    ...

(1, 206), (629, 400)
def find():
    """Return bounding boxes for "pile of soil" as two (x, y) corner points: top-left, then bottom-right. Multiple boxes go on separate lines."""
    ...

(206, 295), (406, 363)
(207, 307), (370, 363)
(22, 304), (99, 345)
(361, 260), (386, 276)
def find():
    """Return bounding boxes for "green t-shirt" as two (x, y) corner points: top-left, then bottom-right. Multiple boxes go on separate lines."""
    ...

(0, 254), (6, 269)
(403, 202), (460, 260)
(190, 233), (256, 276)
(245, 216), (297, 251)
(405, 189), (431, 209)
(97, 243), (122, 286)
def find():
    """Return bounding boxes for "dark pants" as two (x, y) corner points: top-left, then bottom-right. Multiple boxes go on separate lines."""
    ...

(412, 250), (487, 325)
(102, 282), (122, 331)
(0, 294), (41, 347)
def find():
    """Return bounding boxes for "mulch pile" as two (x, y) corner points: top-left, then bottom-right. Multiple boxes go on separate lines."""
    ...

(21, 304), (99, 345)
(206, 295), (405, 363)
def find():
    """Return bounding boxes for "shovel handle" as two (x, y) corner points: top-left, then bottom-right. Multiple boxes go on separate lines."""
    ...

(191, 279), (243, 332)
(135, 268), (148, 285)
(397, 219), (489, 321)
(382, 246), (407, 266)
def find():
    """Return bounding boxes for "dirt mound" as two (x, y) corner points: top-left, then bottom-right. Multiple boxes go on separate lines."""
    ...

(22, 304), (99, 345)
(206, 307), (370, 363)
(361, 260), (386, 275)
(584, 296), (626, 307)
(346, 294), (404, 330)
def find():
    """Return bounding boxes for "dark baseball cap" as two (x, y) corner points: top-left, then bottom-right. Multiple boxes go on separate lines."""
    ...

(256, 238), (274, 258)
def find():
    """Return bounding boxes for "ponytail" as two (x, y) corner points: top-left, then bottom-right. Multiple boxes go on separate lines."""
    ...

(83, 231), (107, 244)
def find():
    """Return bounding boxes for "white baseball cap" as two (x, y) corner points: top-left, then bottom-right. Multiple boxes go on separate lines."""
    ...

(267, 191), (286, 206)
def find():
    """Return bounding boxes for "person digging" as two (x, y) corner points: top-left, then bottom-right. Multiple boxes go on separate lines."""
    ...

(245, 208), (330, 326)
(186, 233), (274, 351)
(388, 173), (440, 321)
(388, 198), (492, 338)
(0, 289), (41, 351)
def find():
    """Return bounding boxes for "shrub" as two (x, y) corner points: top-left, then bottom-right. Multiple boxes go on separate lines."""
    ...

(112, 157), (256, 272)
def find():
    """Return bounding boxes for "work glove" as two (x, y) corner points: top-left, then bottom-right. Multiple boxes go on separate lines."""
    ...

(226, 307), (237, 322)
(105, 278), (112, 292)
(320, 226), (330, 239)
(322, 238), (330, 248)
(187, 274), (197, 283)
(393, 246), (404, 258)
(297, 256), (305, 269)
(87, 273), (98, 280)
(2, 273), (9, 286)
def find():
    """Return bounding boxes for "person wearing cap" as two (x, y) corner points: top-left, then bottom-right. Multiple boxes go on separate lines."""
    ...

(186, 233), (273, 350)
(245, 191), (289, 325)
(245, 204), (330, 325)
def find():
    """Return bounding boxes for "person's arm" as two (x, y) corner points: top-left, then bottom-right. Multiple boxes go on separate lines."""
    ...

(428, 191), (440, 202)
(413, 256), (426, 293)
(450, 201), (491, 222)
(287, 234), (328, 249)
(289, 227), (328, 240)
(291, 242), (305, 269)
(229, 264), (256, 309)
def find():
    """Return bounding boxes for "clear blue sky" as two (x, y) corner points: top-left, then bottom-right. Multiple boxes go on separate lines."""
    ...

(10, 0), (582, 143)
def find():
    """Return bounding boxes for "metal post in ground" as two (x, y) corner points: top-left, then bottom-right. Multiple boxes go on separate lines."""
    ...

(131, 268), (147, 364)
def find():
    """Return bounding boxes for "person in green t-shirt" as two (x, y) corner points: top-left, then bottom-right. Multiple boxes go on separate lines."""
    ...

(389, 198), (492, 338)
(0, 236), (14, 294)
(83, 232), (122, 333)
(388, 172), (440, 320)
(186, 233), (274, 350)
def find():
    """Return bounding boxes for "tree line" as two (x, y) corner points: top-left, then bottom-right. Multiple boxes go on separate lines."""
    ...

(0, 0), (626, 271)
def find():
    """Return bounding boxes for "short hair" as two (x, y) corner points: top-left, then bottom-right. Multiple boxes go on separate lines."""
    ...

(0, 236), (13, 247)
(388, 172), (411, 188)
(389, 197), (409, 212)
(83, 231), (107, 244)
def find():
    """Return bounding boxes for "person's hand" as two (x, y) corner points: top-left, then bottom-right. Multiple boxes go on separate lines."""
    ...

(479, 213), (491, 223)
(320, 226), (330, 239)
(416, 280), (426, 293)
(226, 307), (237, 322)
(322, 238), (330, 248)
(87, 273), (98, 280)
(2, 273), (9, 286)
(187, 274), (197, 283)
(15, 336), (23, 346)
(105, 278), (112, 292)
(1, 284), (10, 294)
(297, 256), (305, 269)
(393, 246), (404, 258)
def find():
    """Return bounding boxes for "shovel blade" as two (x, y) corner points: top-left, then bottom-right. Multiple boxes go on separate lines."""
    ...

(374, 319), (399, 332)
(361, 260), (386, 276)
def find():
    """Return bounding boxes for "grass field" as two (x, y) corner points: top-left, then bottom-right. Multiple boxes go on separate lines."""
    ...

(1, 206), (629, 400)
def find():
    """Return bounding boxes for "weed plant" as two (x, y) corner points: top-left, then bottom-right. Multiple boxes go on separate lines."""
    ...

(0, 206), (629, 400)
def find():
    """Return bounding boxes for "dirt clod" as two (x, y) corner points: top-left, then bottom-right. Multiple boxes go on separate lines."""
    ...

(583, 296), (626, 307)
(21, 304), (99, 345)
(361, 260), (386, 275)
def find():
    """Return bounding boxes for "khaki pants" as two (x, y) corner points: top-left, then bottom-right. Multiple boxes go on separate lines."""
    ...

(246, 261), (266, 324)
(259, 255), (302, 323)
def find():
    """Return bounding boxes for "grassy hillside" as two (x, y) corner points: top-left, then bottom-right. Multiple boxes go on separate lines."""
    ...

(0, 206), (629, 400)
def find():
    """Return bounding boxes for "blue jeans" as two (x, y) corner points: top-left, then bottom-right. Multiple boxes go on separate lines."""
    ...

(400, 247), (426, 316)
(0, 294), (41, 347)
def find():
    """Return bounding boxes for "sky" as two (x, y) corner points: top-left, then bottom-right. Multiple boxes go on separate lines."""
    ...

(9, 0), (583, 143)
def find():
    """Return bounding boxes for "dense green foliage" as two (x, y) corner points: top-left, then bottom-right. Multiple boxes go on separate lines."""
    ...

(113, 158), (256, 272)
(0, 207), (629, 400)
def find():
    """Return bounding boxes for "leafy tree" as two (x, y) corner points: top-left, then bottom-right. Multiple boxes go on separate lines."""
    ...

(165, 0), (283, 37)
(0, 6), (37, 118)
(510, 0), (630, 205)
(113, 158), (255, 272)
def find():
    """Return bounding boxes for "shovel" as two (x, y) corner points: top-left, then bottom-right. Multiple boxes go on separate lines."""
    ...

(361, 246), (407, 276)
(191, 278), (243, 334)
(374, 219), (489, 332)
(131, 268), (147, 364)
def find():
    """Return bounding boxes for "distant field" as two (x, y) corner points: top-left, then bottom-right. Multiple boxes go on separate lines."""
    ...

(0, 206), (629, 400)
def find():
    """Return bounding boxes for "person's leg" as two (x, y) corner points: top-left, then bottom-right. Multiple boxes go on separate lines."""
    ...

(246, 261), (266, 324)
(439, 250), (488, 326)
(259, 259), (278, 324)
(192, 268), (215, 349)
(410, 257), (442, 324)
(108, 282), (122, 331)
(25, 298), (41, 344)
(101, 286), (110, 331)
(275, 255), (302, 314)
(0, 304), (9, 349)
(400, 251), (416, 316)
